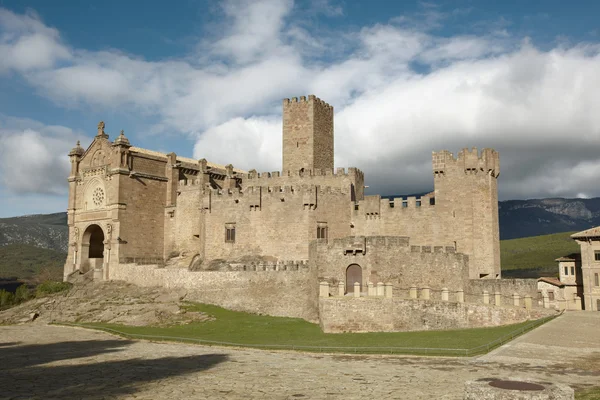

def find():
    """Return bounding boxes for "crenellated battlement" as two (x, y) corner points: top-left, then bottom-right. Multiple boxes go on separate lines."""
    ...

(283, 94), (333, 111)
(178, 179), (204, 187)
(204, 184), (349, 198)
(353, 195), (434, 218)
(228, 259), (310, 272)
(321, 236), (458, 255)
(432, 147), (499, 177)
(246, 167), (363, 180)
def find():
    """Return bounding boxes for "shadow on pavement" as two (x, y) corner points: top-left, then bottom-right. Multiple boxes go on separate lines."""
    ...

(0, 340), (228, 399)
(0, 339), (134, 370)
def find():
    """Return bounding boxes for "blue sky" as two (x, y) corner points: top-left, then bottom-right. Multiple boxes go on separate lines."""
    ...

(0, 0), (599, 217)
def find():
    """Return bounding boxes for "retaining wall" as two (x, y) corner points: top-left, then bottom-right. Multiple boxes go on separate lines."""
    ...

(113, 263), (319, 322)
(319, 297), (555, 333)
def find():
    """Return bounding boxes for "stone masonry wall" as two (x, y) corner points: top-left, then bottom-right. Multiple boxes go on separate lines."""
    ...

(112, 263), (319, 322)
(243, 168), (364, 201)
(466, 278), (539, 305)
(312, 236), (469, 293)
(116, 173), (166, 260)
(282, 95), (333, 173)
(202, 186), (353, 262)
(319, 297), (554, 333)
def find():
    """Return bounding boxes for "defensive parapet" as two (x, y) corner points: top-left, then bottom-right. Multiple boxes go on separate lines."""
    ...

(432, 148), (499, 178)
(354, 194), (434, 217)
(282, 94), (333, 110)
(200, 184), (350, 213)
(243, 167), (364, 201)
(228, 259), (310, 271)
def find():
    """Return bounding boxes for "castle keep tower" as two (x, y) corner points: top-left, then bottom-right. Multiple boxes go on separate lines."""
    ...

(432, 148), (501, 279)
(282, 95), (334, 173)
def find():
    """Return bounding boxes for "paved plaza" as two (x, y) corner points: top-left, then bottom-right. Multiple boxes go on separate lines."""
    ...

(1, 312), (599, 399)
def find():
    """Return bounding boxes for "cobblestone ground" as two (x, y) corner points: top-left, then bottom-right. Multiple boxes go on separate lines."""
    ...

(0, 312), (598, 400)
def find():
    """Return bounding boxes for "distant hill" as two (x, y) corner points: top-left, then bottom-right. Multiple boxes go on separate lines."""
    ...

(0, 212), (68, 252)
(384, 195), (600, 240)
(0, 244), (65, 282)
(500, 231), (579, 278)
(499, 198), (600, 239)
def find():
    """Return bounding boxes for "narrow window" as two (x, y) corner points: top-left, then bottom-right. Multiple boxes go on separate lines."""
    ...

(317, 223), (328, 242)
(564, 266), (569, 276)
(548, 291), (555, 301)
(595, 273), (599, 287)
(595, 251), (600, 261)
(225, 224), (236, 243)
(416, 200), (421, 207)
(571, 266), (575, 275)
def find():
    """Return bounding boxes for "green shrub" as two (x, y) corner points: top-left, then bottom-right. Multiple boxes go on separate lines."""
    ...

(0, 289), (14, 307)
(36, 281), (72, 297)
(14, 285), (31, 302)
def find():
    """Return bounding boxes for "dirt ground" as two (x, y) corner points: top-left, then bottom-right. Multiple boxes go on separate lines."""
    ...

(0, 311), (599, 399)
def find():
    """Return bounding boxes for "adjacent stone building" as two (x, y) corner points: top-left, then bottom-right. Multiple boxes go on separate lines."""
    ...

(537, 254), (583, 311)
(63, 94), (528, 331)
(571, 227), (600, 311)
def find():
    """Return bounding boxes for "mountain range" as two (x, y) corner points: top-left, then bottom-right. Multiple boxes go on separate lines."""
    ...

(1, 197), (599, 255)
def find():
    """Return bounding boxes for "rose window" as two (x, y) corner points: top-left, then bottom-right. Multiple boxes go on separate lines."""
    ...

(92, 187), (105, 206)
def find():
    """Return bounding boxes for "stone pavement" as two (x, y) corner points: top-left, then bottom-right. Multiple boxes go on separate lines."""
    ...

(0, 312), (599, 400)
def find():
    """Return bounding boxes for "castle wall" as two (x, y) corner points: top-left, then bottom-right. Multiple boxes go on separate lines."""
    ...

(351, 195), (439, 244)
(112, 263), (319, 322)
(202, 186), (352, 262)
(164, 181), (204, 259)
(318, 297), (554, 333)
(243, 167), (364, 201)
(311, 236), (469, 293)
(466, 278), (538, 305)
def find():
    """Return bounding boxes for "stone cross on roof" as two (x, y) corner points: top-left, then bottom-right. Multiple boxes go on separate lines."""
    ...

(97, 121), (105, 136)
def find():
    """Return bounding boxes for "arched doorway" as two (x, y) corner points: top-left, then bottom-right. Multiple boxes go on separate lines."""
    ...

(346, 264), (362, 294)
(80, 225), (104, 273)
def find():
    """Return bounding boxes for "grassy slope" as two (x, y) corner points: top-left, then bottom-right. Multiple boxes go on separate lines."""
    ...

(0, 244), (66, 281)
(86, 303), (546, 355)
(500, 231), (579, 271)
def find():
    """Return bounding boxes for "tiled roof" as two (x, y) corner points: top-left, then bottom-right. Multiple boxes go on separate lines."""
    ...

(537, 277), (564, 287)
(129, 147), (247, 173)
(571, 226), (600, 239)
(554, 253), (581, 262)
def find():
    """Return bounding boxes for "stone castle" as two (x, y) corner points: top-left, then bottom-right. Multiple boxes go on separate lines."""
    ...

(64, 95), (551, 331)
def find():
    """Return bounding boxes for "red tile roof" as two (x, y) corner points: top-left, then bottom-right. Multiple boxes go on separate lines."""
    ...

(538, 277), (564, 287)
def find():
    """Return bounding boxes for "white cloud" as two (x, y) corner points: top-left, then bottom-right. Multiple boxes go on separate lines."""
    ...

(0, 116), (80, 195)
(1, 3), (600, 201)
(0, 8), (71, 72)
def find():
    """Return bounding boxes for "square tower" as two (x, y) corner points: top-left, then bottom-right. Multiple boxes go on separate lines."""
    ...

(282, 95), (334, 173)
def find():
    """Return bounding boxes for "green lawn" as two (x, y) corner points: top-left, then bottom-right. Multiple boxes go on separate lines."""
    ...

(576, 387), (600, 399)
(76, 302), (553, 356)
(501, 231), (579, 271)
